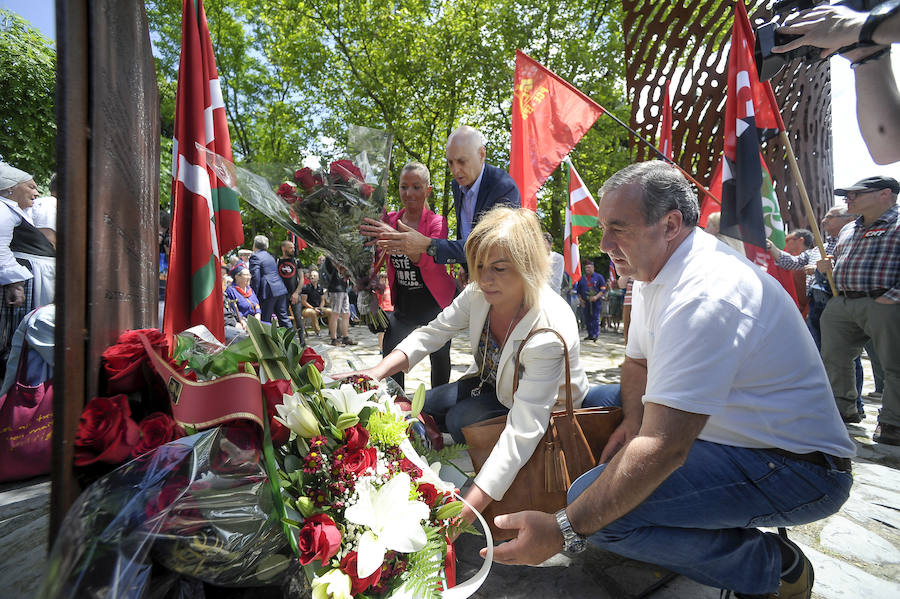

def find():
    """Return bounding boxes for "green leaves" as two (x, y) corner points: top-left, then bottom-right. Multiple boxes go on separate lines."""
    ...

(411, 383), (426, 419)
(0, 10), (56, 185)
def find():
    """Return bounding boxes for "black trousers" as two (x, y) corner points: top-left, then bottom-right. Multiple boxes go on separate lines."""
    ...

(260, 293), (292, 329)
(382, 312), (451, 390)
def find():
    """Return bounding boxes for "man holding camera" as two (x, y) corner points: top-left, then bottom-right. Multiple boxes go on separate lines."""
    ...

(773, 1), (900, 164)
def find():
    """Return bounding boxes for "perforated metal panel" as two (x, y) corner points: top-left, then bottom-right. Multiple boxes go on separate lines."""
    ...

(623, 1), (833, 228)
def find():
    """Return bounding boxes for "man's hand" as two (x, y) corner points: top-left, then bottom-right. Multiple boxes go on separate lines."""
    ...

(765, 239), (782, 260)
(360, 217), (432, 258)
(817, 256), (834, 275)
(599, 417), (641, 463)
(479, 511), (563, 566)
(4, 282), (25, 307)
(803, 264), (817, 276)
(774, 5), (867, 58)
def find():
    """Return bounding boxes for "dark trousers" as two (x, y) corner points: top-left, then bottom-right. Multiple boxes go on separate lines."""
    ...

(423, 377), (509, 443)
(288, 299), (305, 345)
(260, 293), (292, 329)
(382, 312), (451, 390)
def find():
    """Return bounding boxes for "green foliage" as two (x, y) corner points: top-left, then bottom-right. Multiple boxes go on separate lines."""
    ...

(0, 10), (56, 185)
(146, 0), (630, 258)
(399, 525), (445, 599)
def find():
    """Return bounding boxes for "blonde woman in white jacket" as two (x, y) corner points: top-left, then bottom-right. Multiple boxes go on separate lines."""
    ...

(355, 206), (588, 528)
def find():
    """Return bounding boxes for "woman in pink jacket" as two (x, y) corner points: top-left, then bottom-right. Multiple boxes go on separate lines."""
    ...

(381, 162), (457, 388)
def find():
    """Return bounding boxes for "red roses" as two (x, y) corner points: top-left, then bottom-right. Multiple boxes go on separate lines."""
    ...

(329, 159), (364, 183)
(74, 395), (141, 466)
(341, 447), (377, 477)
(131, 412), (181, 458)
(297, 513), (341, 565)
(299, 347), (325, 372)
(277, 182), (297, 202)
(294, 167), (323, 193)
(102, 328), (168, 394)
(339, 550), (382, 595)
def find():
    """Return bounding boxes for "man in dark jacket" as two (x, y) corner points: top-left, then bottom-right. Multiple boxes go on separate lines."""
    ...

(249, 235), (291, 328)
(360, 126), (520, 266)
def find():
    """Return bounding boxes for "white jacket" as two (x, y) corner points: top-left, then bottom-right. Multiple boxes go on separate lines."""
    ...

(396, 284), (588, 500)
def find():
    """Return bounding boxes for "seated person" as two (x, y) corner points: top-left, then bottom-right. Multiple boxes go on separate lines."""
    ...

(300, 270), (331, 337)
(225, 268), (261, 321)
(348, 207), (588, 531)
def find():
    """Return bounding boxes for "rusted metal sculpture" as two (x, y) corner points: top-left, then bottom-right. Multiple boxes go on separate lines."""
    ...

(623, 1), (833, 228)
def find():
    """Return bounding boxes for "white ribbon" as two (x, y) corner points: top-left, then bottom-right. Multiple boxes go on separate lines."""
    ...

(399, 438), (493, 599)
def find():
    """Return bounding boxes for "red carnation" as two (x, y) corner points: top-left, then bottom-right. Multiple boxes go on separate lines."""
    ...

(131, 412), (181, 458)
(339, 550), (382, 595)
(399, 457), (422, 479)
(342, 424), (369, 452)
(416, 482), (440, 508)
(74, 395), (141, 466)
(329, 159), (363, 183)
(296, 513), (342, 565)
(342, 447), (377, 477)
(299, 347), (325, 372)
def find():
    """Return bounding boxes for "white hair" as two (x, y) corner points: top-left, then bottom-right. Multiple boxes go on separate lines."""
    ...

(253, 235), (269, 250)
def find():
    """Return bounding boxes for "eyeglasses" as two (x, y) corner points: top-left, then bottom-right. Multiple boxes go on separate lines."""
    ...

(845, 190), (876, 200)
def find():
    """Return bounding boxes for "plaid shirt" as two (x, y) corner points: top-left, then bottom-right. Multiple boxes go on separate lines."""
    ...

(833, 204), (900, 302)
(776, 247), (820, 288)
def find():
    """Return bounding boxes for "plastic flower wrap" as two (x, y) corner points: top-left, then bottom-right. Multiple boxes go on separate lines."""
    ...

(203, 125), (393, 329)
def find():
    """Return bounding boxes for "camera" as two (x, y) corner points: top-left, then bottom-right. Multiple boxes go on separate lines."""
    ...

(755, 0), (883, 81)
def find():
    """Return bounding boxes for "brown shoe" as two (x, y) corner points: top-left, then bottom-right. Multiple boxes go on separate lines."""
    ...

(873, 422), (900, 446)
(731, 535), (813, 599)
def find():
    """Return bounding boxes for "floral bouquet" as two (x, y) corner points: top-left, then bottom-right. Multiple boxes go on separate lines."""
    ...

(203, 125), (393, 329)
(42, 319), (490, 598)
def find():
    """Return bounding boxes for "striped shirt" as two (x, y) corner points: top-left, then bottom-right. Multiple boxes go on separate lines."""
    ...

(776, 247), (820, 288)
(832, 204), (900, 303)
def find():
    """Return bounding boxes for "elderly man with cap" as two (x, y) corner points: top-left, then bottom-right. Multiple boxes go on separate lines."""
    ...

(818, 175), (900, 445)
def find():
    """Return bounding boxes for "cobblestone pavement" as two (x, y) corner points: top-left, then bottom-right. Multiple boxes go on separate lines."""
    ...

(1, 322), (897, 598)
(320, 321), (900, 599)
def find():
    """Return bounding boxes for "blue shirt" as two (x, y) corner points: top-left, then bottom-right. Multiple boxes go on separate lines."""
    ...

(459, 164), (486, 241)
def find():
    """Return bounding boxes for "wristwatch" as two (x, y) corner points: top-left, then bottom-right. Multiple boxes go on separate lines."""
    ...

(425, 238), (438, 258)
(554, 509), (587, 553)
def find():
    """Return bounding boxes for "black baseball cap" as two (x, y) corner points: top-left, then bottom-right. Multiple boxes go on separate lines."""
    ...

(834, 176), (899, 196)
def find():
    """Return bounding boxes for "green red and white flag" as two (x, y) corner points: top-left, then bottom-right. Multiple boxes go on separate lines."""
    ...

(164, 0), (243, 343)
(564, 160), (598, 284)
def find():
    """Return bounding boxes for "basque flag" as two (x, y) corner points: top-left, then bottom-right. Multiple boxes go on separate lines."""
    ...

(564, 160), (598, 284)
(510, 50), (605, 211)
(164, 0), (243, 343)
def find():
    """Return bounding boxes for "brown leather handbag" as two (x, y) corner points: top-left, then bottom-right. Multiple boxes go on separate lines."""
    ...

(462, 328), (622, 540)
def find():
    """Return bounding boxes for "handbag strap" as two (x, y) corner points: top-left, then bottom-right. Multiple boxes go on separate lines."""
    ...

(512, 327), (573, 417)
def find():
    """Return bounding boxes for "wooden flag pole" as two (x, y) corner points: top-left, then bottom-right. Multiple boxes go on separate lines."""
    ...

(778, 130), (838, 296)
(599, 109), (721, 206)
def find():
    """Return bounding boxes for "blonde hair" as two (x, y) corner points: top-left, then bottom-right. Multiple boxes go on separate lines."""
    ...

(465, 207), (549, 309)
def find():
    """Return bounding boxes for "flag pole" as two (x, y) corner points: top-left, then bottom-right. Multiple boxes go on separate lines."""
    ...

(777, 130), (838, 296)
(597, 109), (721, 207)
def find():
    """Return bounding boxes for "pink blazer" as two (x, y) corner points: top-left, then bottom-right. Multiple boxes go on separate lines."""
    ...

(383, 208), (456, 310)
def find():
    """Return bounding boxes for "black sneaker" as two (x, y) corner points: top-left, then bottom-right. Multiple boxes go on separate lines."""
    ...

(342, 336), (357, 346)
(873, 422), (900, 446)
(330, 337), (342, 346)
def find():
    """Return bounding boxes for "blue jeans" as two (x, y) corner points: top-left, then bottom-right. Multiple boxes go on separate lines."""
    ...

(423, 377), (509, 443)
(574, 385), (853, 594)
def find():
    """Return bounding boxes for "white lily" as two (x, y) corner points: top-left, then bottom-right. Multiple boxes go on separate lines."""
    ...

(311, 568), (352, 599)
(321, 383), (379, 416)
(274, 392), (320, 438)
(344, 472), (430, 578)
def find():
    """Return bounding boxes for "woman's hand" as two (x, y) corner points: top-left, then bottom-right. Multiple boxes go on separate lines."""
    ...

(451, 484), (493, 542)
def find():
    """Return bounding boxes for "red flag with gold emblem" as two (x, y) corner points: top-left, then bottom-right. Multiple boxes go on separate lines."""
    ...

(510, 50), (605, 211)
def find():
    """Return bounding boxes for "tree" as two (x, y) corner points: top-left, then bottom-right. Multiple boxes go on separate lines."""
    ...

(146, 0), (631, 257)
(0, 10), (56, 186)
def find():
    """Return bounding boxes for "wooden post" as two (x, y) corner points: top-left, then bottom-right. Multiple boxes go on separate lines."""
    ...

(51, 0), (160, 540)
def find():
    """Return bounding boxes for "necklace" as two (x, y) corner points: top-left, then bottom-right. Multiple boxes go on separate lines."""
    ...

(471, 303), (524, 398)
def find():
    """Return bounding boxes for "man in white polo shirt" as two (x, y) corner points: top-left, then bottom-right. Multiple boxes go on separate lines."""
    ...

(487, 161), (855, 599)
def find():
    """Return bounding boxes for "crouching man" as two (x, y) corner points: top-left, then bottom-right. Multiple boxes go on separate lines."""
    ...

(488, 161), (855, 599)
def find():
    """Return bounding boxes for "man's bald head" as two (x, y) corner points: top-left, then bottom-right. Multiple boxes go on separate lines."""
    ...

(446, 126), (487, 188)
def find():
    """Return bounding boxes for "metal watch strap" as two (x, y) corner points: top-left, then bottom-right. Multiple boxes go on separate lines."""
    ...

(554, 509), (587, 553)
(860, 0), (900, 45)
(426, 238), (438, 257)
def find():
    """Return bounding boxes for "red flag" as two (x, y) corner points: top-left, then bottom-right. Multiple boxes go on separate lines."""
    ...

(720, 1), (783, 249)
(658, 80), (673, 160)
(699, 157), (723, 228)
(510, 50), (605, 211)
(164, 0), (243, 343)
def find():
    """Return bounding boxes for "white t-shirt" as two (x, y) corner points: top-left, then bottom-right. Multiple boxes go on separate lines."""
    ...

(31, 196), (57, 231)
(548, 251), (564, 293)
(626, 228), (855, 458)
